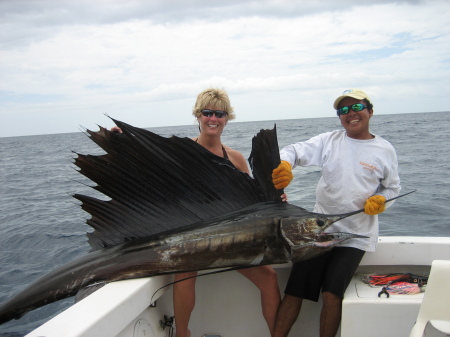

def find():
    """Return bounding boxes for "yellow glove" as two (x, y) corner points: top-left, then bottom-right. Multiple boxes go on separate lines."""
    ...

(364, 195), (386, 215)
(272, 161), (293, 190)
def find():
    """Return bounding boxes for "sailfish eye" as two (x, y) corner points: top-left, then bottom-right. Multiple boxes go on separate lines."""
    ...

(317, 219), (325, 227)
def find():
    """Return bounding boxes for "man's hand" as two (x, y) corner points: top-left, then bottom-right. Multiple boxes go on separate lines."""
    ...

(364, 195), (386, 215)
(272, 161), (293, 190)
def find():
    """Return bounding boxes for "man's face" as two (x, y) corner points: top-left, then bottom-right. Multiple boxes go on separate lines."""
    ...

(337, 97), (373, 139)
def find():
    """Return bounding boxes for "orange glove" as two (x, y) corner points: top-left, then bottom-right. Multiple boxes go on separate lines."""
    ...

(272, 161), (293, 189)
(364, 195), (386, 215)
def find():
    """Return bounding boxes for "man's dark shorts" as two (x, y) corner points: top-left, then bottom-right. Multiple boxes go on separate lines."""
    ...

(284, 247), (365, 301)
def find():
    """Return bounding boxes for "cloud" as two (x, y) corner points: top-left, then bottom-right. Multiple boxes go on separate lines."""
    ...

(0, 0), (449, 137)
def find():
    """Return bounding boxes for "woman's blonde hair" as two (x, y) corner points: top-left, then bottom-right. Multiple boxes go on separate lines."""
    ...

(192, 88), (235, 120)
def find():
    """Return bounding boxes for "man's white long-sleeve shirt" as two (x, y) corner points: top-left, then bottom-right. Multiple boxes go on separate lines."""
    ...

(280, 130), (401, 251)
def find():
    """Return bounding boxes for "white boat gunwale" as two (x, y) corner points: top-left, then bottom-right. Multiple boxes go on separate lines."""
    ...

(26, 236), (450, 337)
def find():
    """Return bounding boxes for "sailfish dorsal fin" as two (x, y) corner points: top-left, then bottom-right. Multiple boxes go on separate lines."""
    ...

(74, 118), (282, 251)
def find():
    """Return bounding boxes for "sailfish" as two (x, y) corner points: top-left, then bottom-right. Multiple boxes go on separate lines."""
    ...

(0, 118), (368, 324)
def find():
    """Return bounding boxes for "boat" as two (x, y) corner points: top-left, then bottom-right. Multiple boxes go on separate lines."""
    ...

(25, 236), (450, 337)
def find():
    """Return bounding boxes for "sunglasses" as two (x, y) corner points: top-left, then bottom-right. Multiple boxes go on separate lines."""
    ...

(336, 103), (367, 116)
(201, 109), (228, 118)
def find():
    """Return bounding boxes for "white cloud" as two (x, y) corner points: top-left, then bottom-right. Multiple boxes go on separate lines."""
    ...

(0, 0), (449, 136)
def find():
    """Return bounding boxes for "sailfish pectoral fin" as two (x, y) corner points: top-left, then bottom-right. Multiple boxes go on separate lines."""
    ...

(312, 233), (369, 248)
(288, 232), (368, 262)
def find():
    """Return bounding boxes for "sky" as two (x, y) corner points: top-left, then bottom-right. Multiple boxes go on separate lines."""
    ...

(0, 0), (449, 137)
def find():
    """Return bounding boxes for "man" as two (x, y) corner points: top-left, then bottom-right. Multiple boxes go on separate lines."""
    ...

(272, 89), (401, 337)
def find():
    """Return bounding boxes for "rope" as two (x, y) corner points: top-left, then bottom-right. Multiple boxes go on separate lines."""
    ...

(362, 273), (428, 287)
(362, 272), (428, 297)
(150, 265), (254, 304)
(385, 282), (422, 295)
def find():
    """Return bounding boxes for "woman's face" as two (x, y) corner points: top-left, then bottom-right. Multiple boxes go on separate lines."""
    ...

(198, 105), (228, 136)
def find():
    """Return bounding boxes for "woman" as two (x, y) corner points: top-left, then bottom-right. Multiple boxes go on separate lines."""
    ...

(112, 88), (281, 336)
(173, 88), (281, 337)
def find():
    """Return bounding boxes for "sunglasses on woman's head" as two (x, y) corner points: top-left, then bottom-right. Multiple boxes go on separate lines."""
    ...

(336, 103), (367, 116)
(201, 109), (228, 118)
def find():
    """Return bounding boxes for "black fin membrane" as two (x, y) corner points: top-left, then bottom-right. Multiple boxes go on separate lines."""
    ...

(74, 118), (281, 251)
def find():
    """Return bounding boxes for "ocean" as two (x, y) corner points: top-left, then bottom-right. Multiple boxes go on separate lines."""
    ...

(0, 111), (449, 336)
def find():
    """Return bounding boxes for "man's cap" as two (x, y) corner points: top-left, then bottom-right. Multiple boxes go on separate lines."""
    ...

(333, 89), (371, 109)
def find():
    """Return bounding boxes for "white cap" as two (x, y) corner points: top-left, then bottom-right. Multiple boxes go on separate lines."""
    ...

(333, 89), (372, 109)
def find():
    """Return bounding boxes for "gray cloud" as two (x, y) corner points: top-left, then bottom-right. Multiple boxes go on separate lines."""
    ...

(0, 0), (427, 49)
(0, 0), (448, 137)
(0, 0), (425, 25)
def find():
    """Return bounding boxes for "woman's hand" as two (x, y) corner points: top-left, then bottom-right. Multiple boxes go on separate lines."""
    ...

(111, 126), (123, 133)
